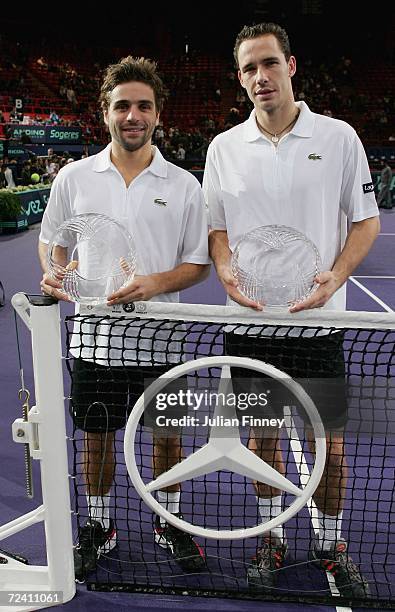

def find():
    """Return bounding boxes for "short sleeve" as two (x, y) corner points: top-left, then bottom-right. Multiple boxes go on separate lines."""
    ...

(203, 142), (227, 231)
(340, 131), (379, 223)
(180, 182), (210, 265)
(39, 172), (72, 244)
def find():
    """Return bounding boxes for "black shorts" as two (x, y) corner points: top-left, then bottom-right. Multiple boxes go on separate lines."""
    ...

(70, 359), (187, 434)
(225, 331), (347, 431)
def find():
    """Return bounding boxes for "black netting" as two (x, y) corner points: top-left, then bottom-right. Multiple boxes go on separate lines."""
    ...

(65, 312), (395, 608)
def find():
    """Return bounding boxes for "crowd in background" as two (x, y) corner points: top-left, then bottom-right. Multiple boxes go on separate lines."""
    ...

(0, 148), (84, 188)
(0, 34), (394, 183)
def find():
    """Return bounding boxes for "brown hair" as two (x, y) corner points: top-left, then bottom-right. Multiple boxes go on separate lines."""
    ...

(234, 23), (291, 67)
(99, 56), (167, 113)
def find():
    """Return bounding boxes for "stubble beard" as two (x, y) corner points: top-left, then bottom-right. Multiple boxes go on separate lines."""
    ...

(113, 123), (155, 153)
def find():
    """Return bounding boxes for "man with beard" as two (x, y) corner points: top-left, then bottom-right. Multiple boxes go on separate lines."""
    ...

(38, 56), (209, 580)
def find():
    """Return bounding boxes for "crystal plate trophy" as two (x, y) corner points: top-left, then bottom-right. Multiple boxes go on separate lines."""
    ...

(231, 225), (322, 307)
(47, 213), (137, 305)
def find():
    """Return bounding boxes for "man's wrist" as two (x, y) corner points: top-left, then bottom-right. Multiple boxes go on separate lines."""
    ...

(216, 260), (232, 277)
(330, 268), (347, 290)
(146, 272), (162, 296)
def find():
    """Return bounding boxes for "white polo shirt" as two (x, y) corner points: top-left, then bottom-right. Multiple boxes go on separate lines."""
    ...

(40, 144), (210, 364)
(203, 101), (379, 311)
(40, 143), (209, 298)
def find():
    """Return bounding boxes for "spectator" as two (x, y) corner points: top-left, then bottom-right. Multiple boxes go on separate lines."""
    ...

(9, 106), (21, 123)
(36, 56), (47, 68)
(49, 110), (60, 125)
(226, 107), (241, 126)
(66, 86), (78, 109)
(0, 162), (7, 188)
(377, 159), (393, 209)
(176, 144), (186, 160)
(46, 157), (59, 181)
(4, 164), (16, 188)
(21, 160), (32, 185)
(21, 132), (32, 144)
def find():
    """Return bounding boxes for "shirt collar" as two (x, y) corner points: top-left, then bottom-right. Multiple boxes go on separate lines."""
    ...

(243, 100), (315, 142)
(92, 143), (112, 172)
(92, 143), (168, 177)
(148, 146), (168, 177)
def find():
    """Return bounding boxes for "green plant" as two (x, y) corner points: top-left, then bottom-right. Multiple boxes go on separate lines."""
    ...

(0, 189), (24, 220)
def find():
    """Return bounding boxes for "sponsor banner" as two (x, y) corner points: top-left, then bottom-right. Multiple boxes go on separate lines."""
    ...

(18, 188), (50, 224)
(5, 125), (82, 144)
(0, 188), (51, 231)
(0, 142), (30, 159)
(46, 127), (82, 144)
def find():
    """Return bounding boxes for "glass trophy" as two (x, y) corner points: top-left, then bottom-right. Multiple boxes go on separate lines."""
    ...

(47, 213), (137, 305)
(231, 225), (322, 307)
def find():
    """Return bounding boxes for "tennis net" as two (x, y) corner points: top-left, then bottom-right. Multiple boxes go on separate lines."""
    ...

(65, 301), (395, 608)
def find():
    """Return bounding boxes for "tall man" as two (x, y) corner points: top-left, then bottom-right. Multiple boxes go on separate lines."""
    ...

(204, 23), (379, 597)
(39, 56), (209, 580)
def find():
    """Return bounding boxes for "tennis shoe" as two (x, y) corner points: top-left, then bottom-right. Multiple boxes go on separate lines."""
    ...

(73, 519), (117, 582)
(154, 513), (206, 572)
(247, 533), (288, 592)
(310, 536), (370, 598)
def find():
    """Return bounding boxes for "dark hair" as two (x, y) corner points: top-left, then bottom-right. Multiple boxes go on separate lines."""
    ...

(234, 22), (291, 67)
(99, 56), (167, 113)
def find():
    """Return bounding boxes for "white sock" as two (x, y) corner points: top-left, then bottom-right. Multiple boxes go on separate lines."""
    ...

(86, 494), (110, 530)
(257, 495), (284, 542)
(157, 490), (180, 527)
(317, 509), (343, 550)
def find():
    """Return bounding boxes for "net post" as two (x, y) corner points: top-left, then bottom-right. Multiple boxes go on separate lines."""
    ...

(1, 294), (75, 608)
(29, 299), (75, 603)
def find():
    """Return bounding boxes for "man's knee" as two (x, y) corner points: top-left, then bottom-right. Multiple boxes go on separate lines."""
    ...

(153, 435), (182, 462)
(325, 440), (347, 471)
(249, 427), (281, 452)
(85, 431), (114, 453)
(153, 434), (181, 447)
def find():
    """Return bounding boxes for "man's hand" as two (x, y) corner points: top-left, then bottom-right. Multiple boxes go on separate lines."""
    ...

(107, 275), (159, 305)
(217, 264), (262, 310)
(289, 271), (341, 313)
(209, 229), (261, 310)
(40, 272), (72, 301)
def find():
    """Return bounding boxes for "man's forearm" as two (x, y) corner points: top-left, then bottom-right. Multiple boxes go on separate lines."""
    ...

(38, 241), (68, 273)
(208, 230), (232, 272)
(207, 229), (262, 309)
(332, 216), (380, 286)
(150, 263), (210, 295)
(38, 241), (49, 273)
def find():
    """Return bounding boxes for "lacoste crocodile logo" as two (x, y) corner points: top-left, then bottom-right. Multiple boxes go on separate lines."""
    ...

(308, 153), (322, 160)
(154, 198), (167, 206)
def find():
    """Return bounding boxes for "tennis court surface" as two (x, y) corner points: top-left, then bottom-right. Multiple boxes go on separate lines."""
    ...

(1, 209), (394, 611)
